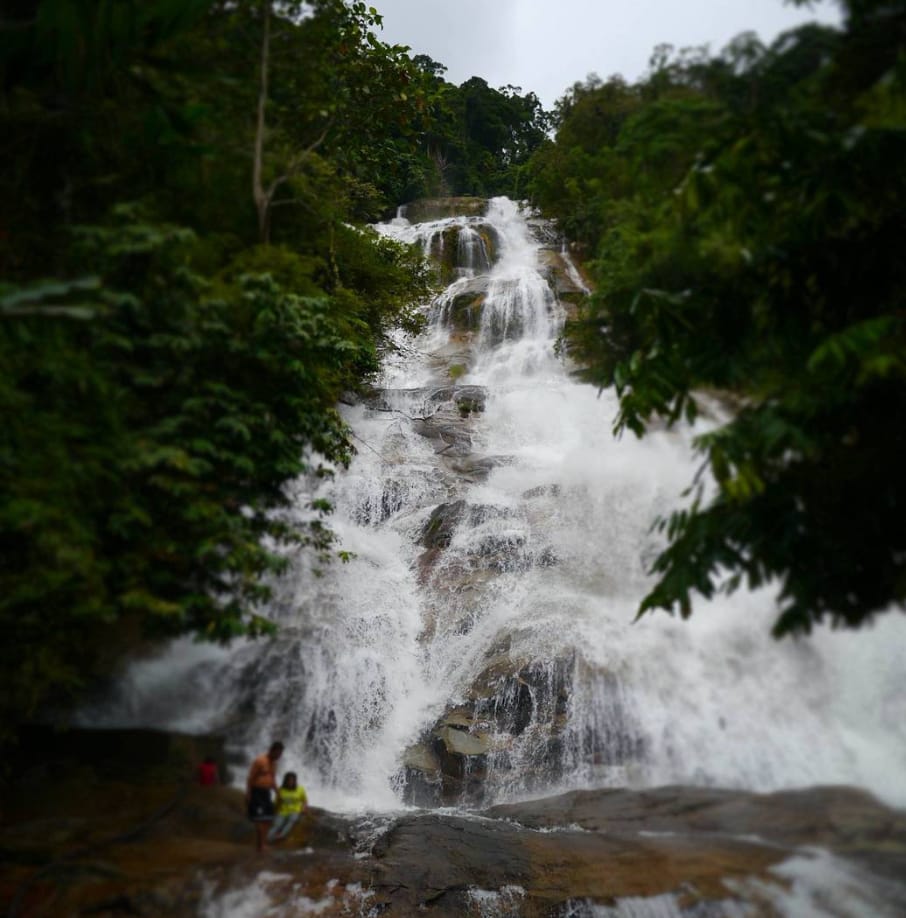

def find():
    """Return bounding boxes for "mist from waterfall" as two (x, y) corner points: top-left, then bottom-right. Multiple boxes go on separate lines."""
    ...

(80, 197), (906, 815)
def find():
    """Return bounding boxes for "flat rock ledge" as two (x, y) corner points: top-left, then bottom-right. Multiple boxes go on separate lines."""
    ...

(2, 729), (905, 917)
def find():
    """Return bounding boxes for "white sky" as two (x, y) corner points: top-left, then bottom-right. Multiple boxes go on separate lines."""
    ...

(373, 0), (843, 107)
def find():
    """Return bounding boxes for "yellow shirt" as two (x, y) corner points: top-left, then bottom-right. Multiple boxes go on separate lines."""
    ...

(276, 786), (307, 815)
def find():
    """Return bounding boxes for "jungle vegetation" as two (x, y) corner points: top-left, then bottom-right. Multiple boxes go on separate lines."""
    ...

(0, 0), (548, 739)
(528, 0), (906, 636)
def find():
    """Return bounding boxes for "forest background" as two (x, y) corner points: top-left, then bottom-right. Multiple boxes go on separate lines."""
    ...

(1, 0), (904, 747)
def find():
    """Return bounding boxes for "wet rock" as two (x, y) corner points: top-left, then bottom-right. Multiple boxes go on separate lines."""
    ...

(432, 224), (461, 284)
(305, 707), (339, 767)
(558, 288), (587, 315)
(395, 656), (579, 806)
(426, 344), (475, 382)
(364, 384), (487, 416)
(537, 248), (588, 296)
(420, 500), (468, 549)
(432, 223), (499, 280)
(353, 478), (407, 525)
(369, 806), (773, 916)
(471, 530), (530, 572)
(485, 785), (906, 850)
(435, 724), (491, 758)
(398, 763), (442, 808)
(431, 732), (489, 802)
(522, 483), (562, 500)
(402, 197), (487, 223)
(388, 388), (484, 457)
(434, 276), (490, 330)
(474, 224), (500, 267)
(367, 786), (906, 916)
(452, 387), (486, 416)
(440, 709), (478, 730)
(535, 545), (559, 567)
(399, 744), (444, 807)
(397, 707), (499, 807)
(352, 468), (447, 526)
(419, 501), (514, 551)
(527, 215), (563, 248)
(474, 658), (573, 736)
(418, 570), (499, 626)
(449, 455), (513, 481)
(420, 516), (553, 575)
(4, 730), (905, 918)
(412, 412), (473, 456)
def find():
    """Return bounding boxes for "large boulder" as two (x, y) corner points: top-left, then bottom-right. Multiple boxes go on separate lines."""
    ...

(537, 248), (589, 297)
(402, 197), (487, 223)
(365, 385), (487, 460)
(432, 275), (490, 330)
(400, 710), (495, 806)
(364, 385), (486, 416)
(367, 785), (906, 916)
(527, 215), (563, 248)
(427, 223), (500, 282)
(419, 499), (468, 549)
(411, 411), (473, 456)
(419, 501), (518, 553)
(397, 655), (578, 807)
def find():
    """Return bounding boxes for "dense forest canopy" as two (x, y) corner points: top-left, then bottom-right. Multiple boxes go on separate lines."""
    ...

(0, 0), (549, 739)
(527, 0), (906, 636)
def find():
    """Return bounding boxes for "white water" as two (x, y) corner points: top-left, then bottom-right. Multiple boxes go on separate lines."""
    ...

(82, 197), (906, 820)
(560, 846), (906, 918)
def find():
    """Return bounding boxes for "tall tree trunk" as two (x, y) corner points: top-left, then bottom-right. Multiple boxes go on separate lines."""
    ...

(253, 0), (271, 244)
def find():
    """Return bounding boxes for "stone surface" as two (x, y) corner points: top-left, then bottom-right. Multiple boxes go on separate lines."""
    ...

(396, 655), (578, 807)
(435, 724), (491, 757)
(420, 499), (468, 549)
(435, 275), (490, 330)
(363, 384), (486, 415)
(362, 384), (490, 460)
(402, 197), (487, 223)
(412, 412), (474, 456)
(449, 455), (513, 481)
(3, 728), (905, 917)
(537, 249), (587, 296)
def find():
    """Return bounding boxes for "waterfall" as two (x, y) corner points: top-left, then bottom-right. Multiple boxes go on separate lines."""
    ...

(81, 197), (906, 817)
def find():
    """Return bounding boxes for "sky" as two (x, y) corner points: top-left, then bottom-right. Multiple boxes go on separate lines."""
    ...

(371, 0), (843, 108)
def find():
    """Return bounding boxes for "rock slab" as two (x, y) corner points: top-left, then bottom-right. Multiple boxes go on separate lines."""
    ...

(3, 729), (906, 917)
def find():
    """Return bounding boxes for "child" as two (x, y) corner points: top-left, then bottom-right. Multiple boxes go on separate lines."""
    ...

(267, 772), (307, 843)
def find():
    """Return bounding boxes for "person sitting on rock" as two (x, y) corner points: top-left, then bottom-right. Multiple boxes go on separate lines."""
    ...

(267, 771), (307, 843)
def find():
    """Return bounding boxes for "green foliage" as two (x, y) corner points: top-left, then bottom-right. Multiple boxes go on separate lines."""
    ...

(333, 224), (433, 338)
(441, 77), (550, 198)
(0, 214), (380, 737)
(530, 3), (906, 634)
(393, 65), (551, 201)
(0, 0), (436, 735)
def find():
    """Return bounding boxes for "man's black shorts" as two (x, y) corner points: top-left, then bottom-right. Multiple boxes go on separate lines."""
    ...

(247, 787), (275, 822)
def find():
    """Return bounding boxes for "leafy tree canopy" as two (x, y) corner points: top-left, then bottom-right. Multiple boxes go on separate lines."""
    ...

(529, 0), (906, 636)
(0, 0), (434, 739)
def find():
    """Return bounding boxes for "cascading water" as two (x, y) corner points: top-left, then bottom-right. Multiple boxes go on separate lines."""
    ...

(82, 197), (906, 819)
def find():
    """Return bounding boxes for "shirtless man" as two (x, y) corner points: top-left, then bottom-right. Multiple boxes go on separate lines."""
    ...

(246, 741), (283, 852)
